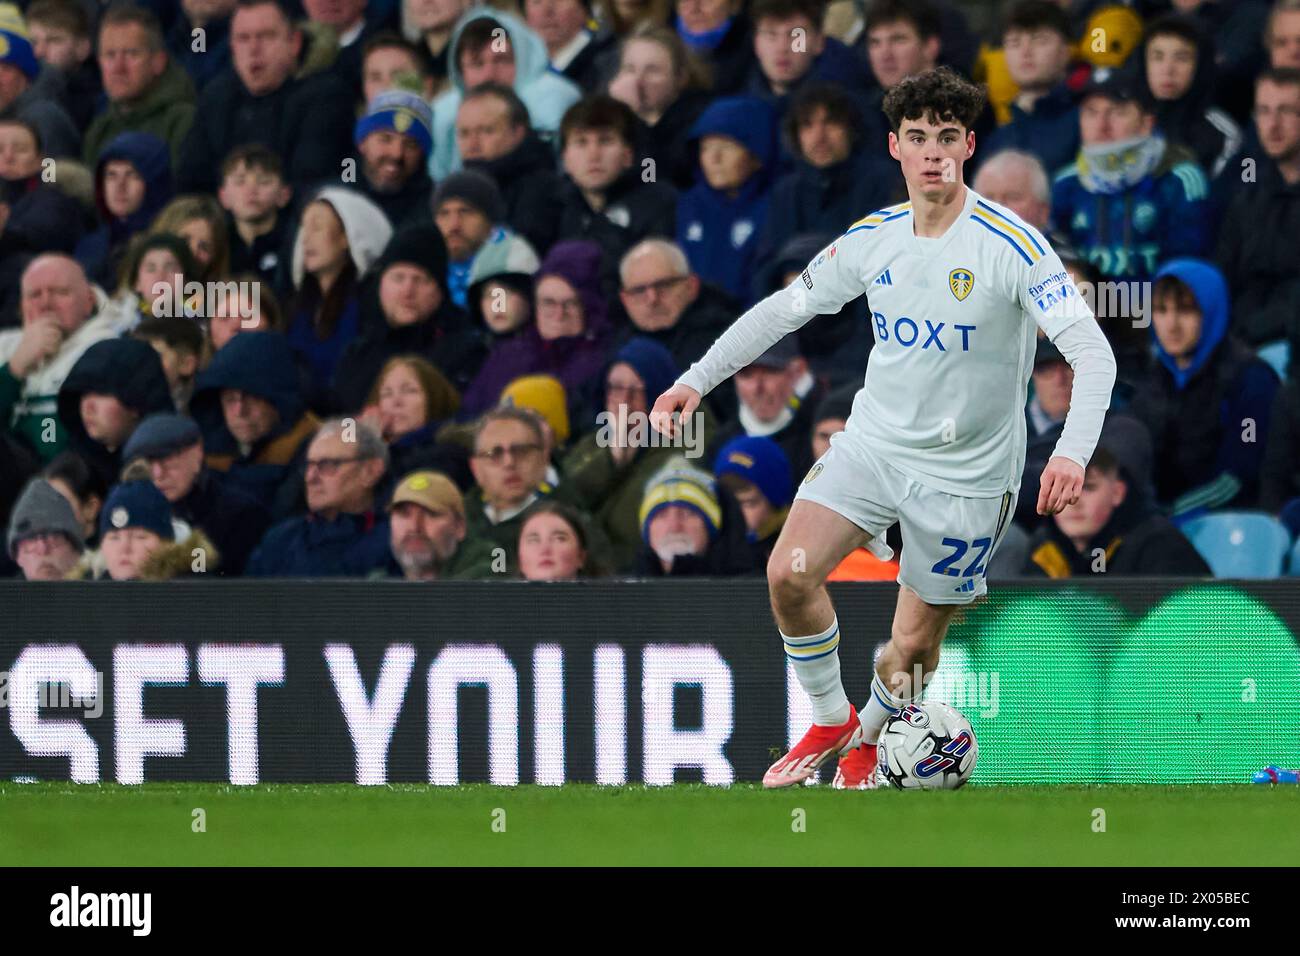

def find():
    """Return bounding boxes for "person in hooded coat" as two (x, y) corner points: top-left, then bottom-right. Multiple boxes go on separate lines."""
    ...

(55, 337), (175, 490)
(676, 95), (778, 305)
(73, 131), (175, 292)
(558, 337), (716, 572)
(460, 240), (612, 422)
(1137, 14), (1243, 182)
(428, 9), (583, 181)
(1128, 258), (1279, 520)
(189, 331), (320, 519)
(284, 187), (393, 413)
(333, 223), (486, 412)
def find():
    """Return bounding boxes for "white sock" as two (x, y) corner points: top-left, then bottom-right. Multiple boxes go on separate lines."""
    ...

(860, 671), (916, 744)
(782, 616), (851, 726)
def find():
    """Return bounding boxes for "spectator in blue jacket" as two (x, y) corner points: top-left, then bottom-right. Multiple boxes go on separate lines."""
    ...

(677, 95), (777, 304)
(1051, 68), (1211, 284)
(980, 0), (1079, 179)
(755, 83), (902, 273)
(245, 418), (391, 577)
(1128, 258), (1279, 520)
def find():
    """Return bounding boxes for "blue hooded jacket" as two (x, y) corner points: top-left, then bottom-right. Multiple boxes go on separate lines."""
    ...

(73, 132), (175, 290)
(677, 97), (778, 304)
(1130, 258), (1279, 515)
(428, 9), (583, 180)
(1151, 258), (1230, 391)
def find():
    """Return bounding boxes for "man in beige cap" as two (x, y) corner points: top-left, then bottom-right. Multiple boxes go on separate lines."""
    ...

(380, 470), (496, 580)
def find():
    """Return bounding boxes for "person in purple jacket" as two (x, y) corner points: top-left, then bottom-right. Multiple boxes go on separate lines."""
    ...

(460, 240), (612, 425)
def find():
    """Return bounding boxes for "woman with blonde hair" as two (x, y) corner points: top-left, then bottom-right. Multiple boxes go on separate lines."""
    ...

(151, 194), (231, 283)
(362, 354), (471, 491)
(607, 23), (714, 187)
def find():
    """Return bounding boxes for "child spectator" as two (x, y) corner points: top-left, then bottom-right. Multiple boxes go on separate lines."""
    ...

(466, 231), (540, 347)
(677, 95), (777, 303)
(217, 145), (293, 294)
(555, 94), (677, 271)
(713, 433), (793, 568)
(55, 337), (175, 489)
(108, 232), (199, 330)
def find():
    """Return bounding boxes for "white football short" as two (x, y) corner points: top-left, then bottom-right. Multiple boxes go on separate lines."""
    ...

(793, 435), (1017, 605)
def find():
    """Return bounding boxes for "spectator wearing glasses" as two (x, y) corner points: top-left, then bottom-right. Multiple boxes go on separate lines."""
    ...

(244, 418), (391, 576)
(461, 240), (611, 420)
(614, 238), (736, 416)
(464, 405), (565, 559)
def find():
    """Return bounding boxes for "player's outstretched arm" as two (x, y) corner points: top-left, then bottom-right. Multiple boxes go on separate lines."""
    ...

(650, 383), (701, 440)
(671, 232), (872, 403)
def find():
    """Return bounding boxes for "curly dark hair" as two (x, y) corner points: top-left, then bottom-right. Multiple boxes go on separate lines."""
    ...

(882, 66), (986, 134)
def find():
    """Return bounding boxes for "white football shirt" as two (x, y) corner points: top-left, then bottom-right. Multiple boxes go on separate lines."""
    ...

(676, 186), (1101, 497)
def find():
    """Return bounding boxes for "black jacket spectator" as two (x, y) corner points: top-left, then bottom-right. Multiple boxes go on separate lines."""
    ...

(464, 132), (565, 256)
(176, 61), (354, 194)
(334, 295), (484, 413)
(171, 467), (271, 576)
(56, 339), (175, 490)
(1021, 498), (1211, 578)
(1260, 379), (1300, 512)
(555, 169), (677, 274)
(190, 332), (321, 519)
(1215, 160), (1300, 347)
(632, 89), (713, 191)
(1129, 261), (1279, 516)
(1137, 15), (1243, 181)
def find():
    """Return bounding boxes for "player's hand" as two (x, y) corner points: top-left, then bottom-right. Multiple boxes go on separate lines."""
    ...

(1037, 456), (1085, 516)
(8, 317), (64, 379)
(649, 383), (701, 440)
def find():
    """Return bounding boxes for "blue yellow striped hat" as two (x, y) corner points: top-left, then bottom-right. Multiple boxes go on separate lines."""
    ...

(639, 459), (722, 543)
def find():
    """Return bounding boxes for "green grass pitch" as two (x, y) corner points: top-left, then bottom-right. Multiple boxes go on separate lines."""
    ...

(1, 783), (1296, 866)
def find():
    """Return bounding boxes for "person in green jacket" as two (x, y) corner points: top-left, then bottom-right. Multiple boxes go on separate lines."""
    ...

(81, 5), (195, 170)
(559, 337), (713, 572)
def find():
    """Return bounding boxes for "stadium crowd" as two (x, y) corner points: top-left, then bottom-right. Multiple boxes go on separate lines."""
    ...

(3, 0), (1300, 582)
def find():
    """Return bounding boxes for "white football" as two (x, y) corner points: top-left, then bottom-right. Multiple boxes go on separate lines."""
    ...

(875, 700), (977, 790)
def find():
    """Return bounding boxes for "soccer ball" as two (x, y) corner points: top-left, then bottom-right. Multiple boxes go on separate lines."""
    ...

(875, 701), (977, 790)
